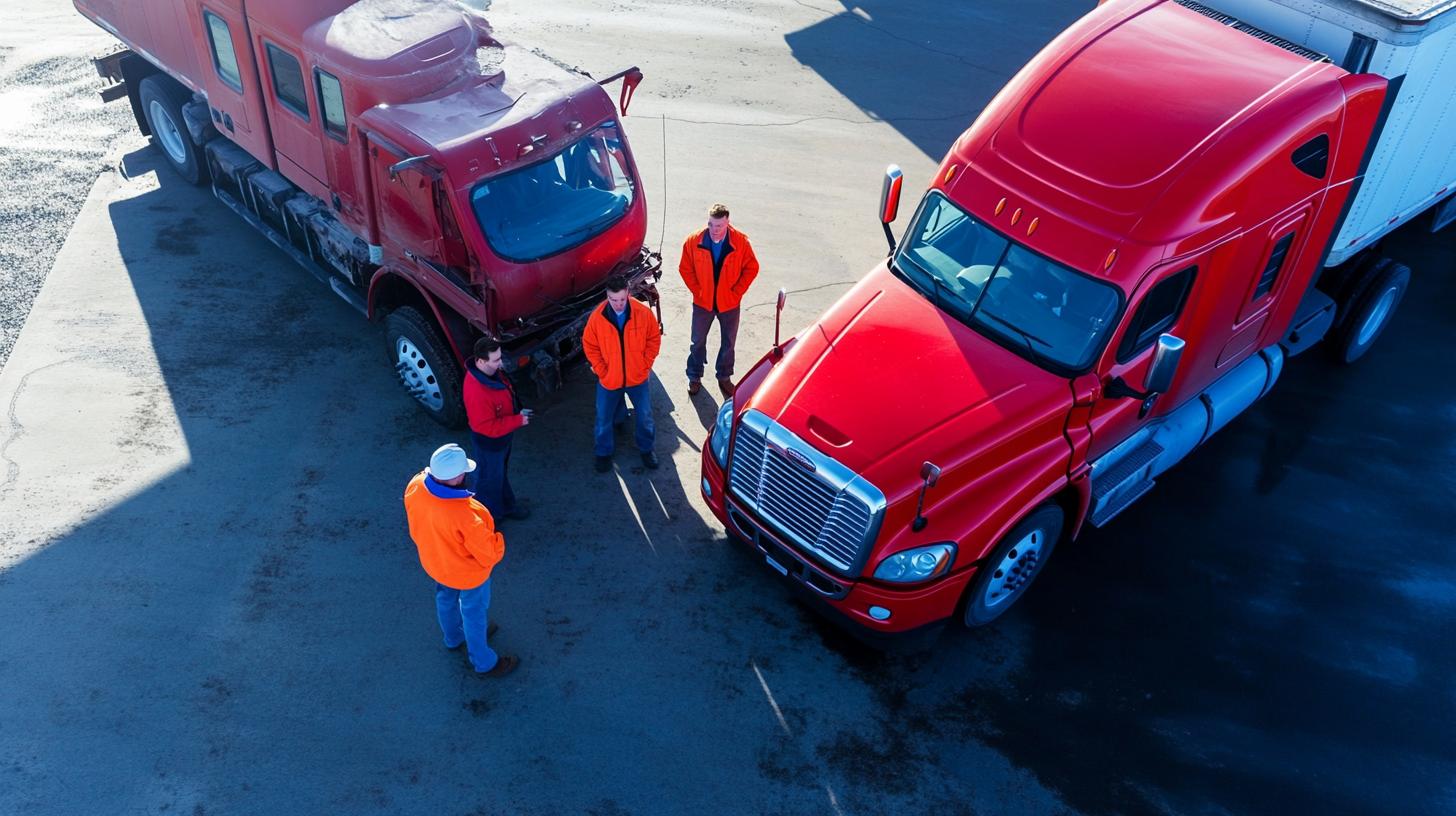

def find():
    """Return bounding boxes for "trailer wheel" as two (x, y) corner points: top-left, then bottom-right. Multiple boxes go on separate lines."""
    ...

(138, 76), (207, 185)
(1330, 259), (1409, 365)
(384, 306), (466, 428)
(962, 504), (1064, 628)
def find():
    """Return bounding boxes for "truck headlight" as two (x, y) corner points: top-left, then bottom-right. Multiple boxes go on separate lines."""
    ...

(710, 397), (735, 467)
(873, 543), (956, 583)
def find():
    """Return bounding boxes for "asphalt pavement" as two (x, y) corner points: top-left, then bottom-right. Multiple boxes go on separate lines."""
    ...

(1, 1), (1453, 815)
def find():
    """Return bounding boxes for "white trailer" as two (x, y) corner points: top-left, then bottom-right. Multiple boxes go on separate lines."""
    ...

(1205, 0), (1456, 265)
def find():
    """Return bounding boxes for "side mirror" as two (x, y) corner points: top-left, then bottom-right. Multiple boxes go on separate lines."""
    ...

(772, 288), (788, 360)
(879, 165), (903, 254)
(880, 165), (903, 225)
(911, 461), (941, 532)
(1143, 334), (1185, 395)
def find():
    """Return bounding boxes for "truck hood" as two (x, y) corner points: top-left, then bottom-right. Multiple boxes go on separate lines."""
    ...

(745, 265), (1072, 497)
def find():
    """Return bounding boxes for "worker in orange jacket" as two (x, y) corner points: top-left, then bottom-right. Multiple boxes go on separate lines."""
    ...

(582, 274), (662, 472)
(679, 202), (760, 398)
(403, 443), (519, 678)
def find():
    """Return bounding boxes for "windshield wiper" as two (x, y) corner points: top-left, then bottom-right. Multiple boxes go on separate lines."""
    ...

(979, 312), (1053, 368)
(561, 213), (620, 240)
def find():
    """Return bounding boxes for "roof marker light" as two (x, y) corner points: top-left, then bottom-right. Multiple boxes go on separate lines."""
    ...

(943, 165), (958, 183)
(995, 197), (1006, 215)
(1010, 208), (1022, 226)
(1104, 250), (1118, 270)
(1027, 217), (1039, 236)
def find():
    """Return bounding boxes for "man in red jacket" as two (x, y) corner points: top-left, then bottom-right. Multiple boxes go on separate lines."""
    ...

(463, 337), (532, 521)
(403, 443), (519, 678)
(679, 203), (760, 398)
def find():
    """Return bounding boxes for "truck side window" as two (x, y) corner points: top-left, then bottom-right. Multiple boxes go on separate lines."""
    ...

(1117, 266), (1195, 362)
(1291, 135), (1329, 179)
(203, 12), (242, 92)
(265, 43), (309, 121)
(314, 69), (347, 141)
(1252, 233), (1295, 301)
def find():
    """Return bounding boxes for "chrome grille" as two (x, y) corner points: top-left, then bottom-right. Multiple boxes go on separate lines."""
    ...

(728, 410), (885, 573)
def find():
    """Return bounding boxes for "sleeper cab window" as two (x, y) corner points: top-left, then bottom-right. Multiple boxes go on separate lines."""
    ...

(315, 69), (347, 141)
(203, 11), (242, 91)
(265, 43), (309, 121)
(1117, 266), (1196, 363)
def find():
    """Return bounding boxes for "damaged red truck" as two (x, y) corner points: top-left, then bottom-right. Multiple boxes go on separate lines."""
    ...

(74, 0), (659, 424)
(702, 0), (1456, 641)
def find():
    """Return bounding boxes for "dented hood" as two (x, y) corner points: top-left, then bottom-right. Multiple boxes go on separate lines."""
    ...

(744, 265), (1071, 496)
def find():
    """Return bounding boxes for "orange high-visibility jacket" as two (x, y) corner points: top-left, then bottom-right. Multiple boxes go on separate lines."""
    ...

(678, 226), (760, 312)
(582, 297), (661, 389)
(403, 471), (505, 589)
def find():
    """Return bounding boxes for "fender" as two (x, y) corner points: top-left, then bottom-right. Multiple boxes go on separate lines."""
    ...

(366, 268), (468, 363)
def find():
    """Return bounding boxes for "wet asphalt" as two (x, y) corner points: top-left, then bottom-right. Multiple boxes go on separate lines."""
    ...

(1, 1), (1454, 814)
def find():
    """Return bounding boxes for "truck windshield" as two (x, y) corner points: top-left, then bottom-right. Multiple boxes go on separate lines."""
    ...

(893, 191), (1121, 372)
(470, 121), (635, 262)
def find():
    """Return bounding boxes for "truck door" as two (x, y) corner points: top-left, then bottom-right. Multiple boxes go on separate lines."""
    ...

(255, 36), (330, 199)
(1218, 209), (1309, 370)
(310, 67), (368, 236)
(193, 3), (271, 162)
(1086, 261), (1200, 461)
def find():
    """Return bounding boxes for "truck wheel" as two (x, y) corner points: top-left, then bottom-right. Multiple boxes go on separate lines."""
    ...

(962, 504), (1064, 627)
(384, 307), (466, 428)
(138, 76), (207, 185)
(1330, 259), (1409, 365)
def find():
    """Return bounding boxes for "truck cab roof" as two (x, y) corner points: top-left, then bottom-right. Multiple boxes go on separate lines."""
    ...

(944, 0), (1358, 290)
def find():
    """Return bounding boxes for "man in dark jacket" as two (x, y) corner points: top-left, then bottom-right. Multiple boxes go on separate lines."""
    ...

(463, 337), (532, 520)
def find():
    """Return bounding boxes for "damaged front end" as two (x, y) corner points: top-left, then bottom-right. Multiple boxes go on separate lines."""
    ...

(498, 248), (663, 394)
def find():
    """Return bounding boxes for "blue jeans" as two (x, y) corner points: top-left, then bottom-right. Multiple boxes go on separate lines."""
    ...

(470, 433), (516, 518)
(435, 580), (497, 673)
(594, 381), (654, 456)
(686, 306), (740, 381)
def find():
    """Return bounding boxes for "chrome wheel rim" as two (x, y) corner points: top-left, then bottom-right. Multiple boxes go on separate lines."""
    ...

(395, 338), (443, 411)
(149, 99), (188, 166)
(984, 528), (1046, 609)
(1356, 285), (1398, 347)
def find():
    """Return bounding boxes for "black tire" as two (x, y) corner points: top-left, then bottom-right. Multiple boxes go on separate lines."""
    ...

(963, 504), (1064, 627)
(384, 306), (466, 428)
(1329, 258), (1410, 365)
(137, 75), (207, 185)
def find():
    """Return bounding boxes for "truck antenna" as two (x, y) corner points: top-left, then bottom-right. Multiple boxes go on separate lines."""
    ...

(658, 113), (669, 254)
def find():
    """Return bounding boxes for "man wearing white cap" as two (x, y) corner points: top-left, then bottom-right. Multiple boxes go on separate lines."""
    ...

(403, 443), (520, 678)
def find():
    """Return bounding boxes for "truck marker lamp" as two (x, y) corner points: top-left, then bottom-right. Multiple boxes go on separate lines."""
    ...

(943, 165), (958, 183)
(995, 197), (1006, 215)
(1027, 217), (1039, 236)
(710, 397), (735, 467)
(873, 543), (956, 583)
(1104, 250), (1118, 270)
(1010, 208), (1023, 226)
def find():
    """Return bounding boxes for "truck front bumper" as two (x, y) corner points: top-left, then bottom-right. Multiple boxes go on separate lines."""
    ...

(503, 250), (662, 394)
(700, 449), (974, 641)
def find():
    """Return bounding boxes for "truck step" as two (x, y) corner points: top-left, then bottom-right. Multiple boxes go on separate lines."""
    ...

(1088, 477), (1156, 528)
(1091, 438), (1163, 500)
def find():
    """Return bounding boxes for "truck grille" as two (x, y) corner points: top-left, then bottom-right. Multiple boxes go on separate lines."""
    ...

(728, 410), (884, 574)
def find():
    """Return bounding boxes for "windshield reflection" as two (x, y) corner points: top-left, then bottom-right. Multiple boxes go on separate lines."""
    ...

(894, 191), (1121, 371)
(470, 121), (635, 262)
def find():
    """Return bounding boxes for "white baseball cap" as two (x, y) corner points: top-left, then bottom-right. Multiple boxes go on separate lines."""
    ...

(428, 443), (477, 481)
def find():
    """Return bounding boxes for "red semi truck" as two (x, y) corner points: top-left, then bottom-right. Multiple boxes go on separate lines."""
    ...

(702, 0), (1456, 640)
(74, 0), (659, 424)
